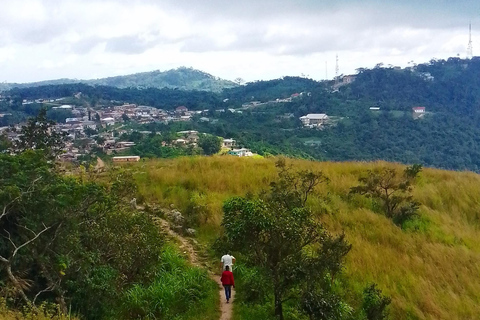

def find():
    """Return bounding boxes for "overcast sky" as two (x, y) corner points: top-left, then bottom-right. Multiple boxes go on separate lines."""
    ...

(1, 0), (479, 83)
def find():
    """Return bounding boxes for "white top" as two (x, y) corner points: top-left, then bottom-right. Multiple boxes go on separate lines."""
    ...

(221, 254), (235, 270)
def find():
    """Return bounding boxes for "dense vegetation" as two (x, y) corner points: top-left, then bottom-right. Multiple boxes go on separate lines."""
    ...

(0, 120), (218, 319)
(130, 156), (480, 319)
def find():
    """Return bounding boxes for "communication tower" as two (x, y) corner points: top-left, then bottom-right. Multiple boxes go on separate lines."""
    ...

(335, 54), (339, 85)
(467, 23), (473, 59)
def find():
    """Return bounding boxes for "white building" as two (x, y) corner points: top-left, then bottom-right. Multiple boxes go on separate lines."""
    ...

(299, 114), (329, 127)
(101, 117), (115, 126)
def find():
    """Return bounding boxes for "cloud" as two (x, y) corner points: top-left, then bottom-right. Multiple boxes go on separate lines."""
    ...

(0, 0), (479, 82)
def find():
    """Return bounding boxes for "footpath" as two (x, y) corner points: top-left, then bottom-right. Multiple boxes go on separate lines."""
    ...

(152, 217), (234, 320)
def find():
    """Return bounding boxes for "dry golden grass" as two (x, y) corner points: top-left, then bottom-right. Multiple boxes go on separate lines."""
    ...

(126, 156), (480, 320)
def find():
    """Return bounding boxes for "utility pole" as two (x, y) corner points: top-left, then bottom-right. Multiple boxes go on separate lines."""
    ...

(467, 22), (473, 59)
(325, 61), (328, 80)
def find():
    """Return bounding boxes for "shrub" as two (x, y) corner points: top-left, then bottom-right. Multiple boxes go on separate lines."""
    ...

(120, 245), (217, 320)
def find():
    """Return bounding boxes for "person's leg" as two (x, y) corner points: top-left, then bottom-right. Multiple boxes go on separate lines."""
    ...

(224, 285), (229, 301)
(225, 285), (231, 301)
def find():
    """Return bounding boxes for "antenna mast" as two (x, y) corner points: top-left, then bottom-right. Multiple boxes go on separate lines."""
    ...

(335, 54), (339, 85)
(467, 22), (473, 59)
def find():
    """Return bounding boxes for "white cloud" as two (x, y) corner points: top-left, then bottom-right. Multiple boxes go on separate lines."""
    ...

(0, 0), (478, 83)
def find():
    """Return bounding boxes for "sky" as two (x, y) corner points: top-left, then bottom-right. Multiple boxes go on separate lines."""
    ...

(1, 0), (479, 83)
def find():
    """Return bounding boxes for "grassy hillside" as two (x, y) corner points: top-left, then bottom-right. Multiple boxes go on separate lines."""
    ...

(128, 156), (480, 319)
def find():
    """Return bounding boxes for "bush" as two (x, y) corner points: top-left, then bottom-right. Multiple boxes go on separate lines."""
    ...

(361, 284), (391, 320)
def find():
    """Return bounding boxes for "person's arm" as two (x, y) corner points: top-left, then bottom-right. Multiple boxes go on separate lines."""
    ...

(230, 272), (235, 287)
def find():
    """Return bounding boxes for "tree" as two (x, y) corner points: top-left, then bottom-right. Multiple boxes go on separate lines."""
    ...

(12, 108), (66, 159)
(361, 284), (391, 320)
(198, 134), (221, 155)
(350, 164), (422, 225)
(0, 150), (164, 318)
(221, 159), (351, 319)
(121, 113), (130, 122)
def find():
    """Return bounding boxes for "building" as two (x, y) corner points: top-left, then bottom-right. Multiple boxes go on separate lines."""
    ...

(222, 138), (236, 148)
(101, 117), (115, 126)
(299, 114), (329, 127)
(412, 107), (426, 119)
(228, 148), (253, 157)
(112, 156), (140, 162)
(175, 106), (188, 114)
(342, 75), (356, 84)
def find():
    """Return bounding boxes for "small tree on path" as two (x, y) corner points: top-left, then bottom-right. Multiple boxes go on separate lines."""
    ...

(221, 159), (351, 320)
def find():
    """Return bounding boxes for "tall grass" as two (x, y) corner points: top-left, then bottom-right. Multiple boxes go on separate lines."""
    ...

(127, 156), (480, 319)
(120, 244), (218, 320)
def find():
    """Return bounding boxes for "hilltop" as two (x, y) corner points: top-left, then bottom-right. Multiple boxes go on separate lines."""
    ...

(0, 67), (237, 92)
(130, 156), (480, 320)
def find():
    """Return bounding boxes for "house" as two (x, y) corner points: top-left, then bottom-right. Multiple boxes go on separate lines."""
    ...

(175, 106), (188, 114)
(112, 156), (140, 162)
(228, 148), (251, 157)
(342, 75), (356, 84)
(101, 117), (115, 126)
(369, 107), (380, 111)
(412, 107), (426, 119)
(222, 138), (236, 148)
(228, 148), (253, 157)
(82, 121), (97, 130)
(299, 114), (329, 127)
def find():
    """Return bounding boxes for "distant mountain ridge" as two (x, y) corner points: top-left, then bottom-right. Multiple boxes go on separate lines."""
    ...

(0, 67), (238, 92)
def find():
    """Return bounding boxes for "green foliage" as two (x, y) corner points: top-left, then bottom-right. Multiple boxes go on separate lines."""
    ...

(350, 165), (422, 226)
(0, 150), (165, 319)
(198, 134), (221, 155)
(221, 160), (351, 319)
(12, 108), (66, 159)
(361, 284), (391, 320)
(121, 245), (217, 320)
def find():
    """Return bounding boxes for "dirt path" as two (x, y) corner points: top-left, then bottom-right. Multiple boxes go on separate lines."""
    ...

(95, 157), (105, 170)
(152, 217), (234, 320)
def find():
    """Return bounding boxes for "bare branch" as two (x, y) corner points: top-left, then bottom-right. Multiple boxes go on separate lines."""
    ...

(12, 224), (51, 259)
(33, 284), (55, 305)
(1, 177), (43, 220)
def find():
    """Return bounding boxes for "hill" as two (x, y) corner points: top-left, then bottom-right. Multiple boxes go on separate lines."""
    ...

(0, 67), (237, 92)
(4, 57), (480, 171)
(130, 156), (480, 320)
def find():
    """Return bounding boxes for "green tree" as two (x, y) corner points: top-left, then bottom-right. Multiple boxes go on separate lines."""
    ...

(12, 108), (66, 159)
(350, 164), (422, 225)
(221, 160), (351, 319)
(0, 133), (10, 152)
(0, 151), (164, 318)
(361, 284), (391, 320)
(198, 134), (221, 155)
(121, 113), (130, 122)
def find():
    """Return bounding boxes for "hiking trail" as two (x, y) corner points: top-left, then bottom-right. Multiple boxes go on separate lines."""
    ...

(152, 216), (234, 320)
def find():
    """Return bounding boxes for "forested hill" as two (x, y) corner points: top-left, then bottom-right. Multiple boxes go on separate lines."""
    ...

(347, 57), (480, 115)
(0, 67), (237, 92)
(4, 57), (480, 170)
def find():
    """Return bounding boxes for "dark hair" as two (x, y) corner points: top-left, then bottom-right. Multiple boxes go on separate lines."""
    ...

(225, 265), (230, 271)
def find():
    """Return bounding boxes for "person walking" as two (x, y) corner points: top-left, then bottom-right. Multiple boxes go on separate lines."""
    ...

(220, 253), (236, 272)
(221, 265), (235, 303)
